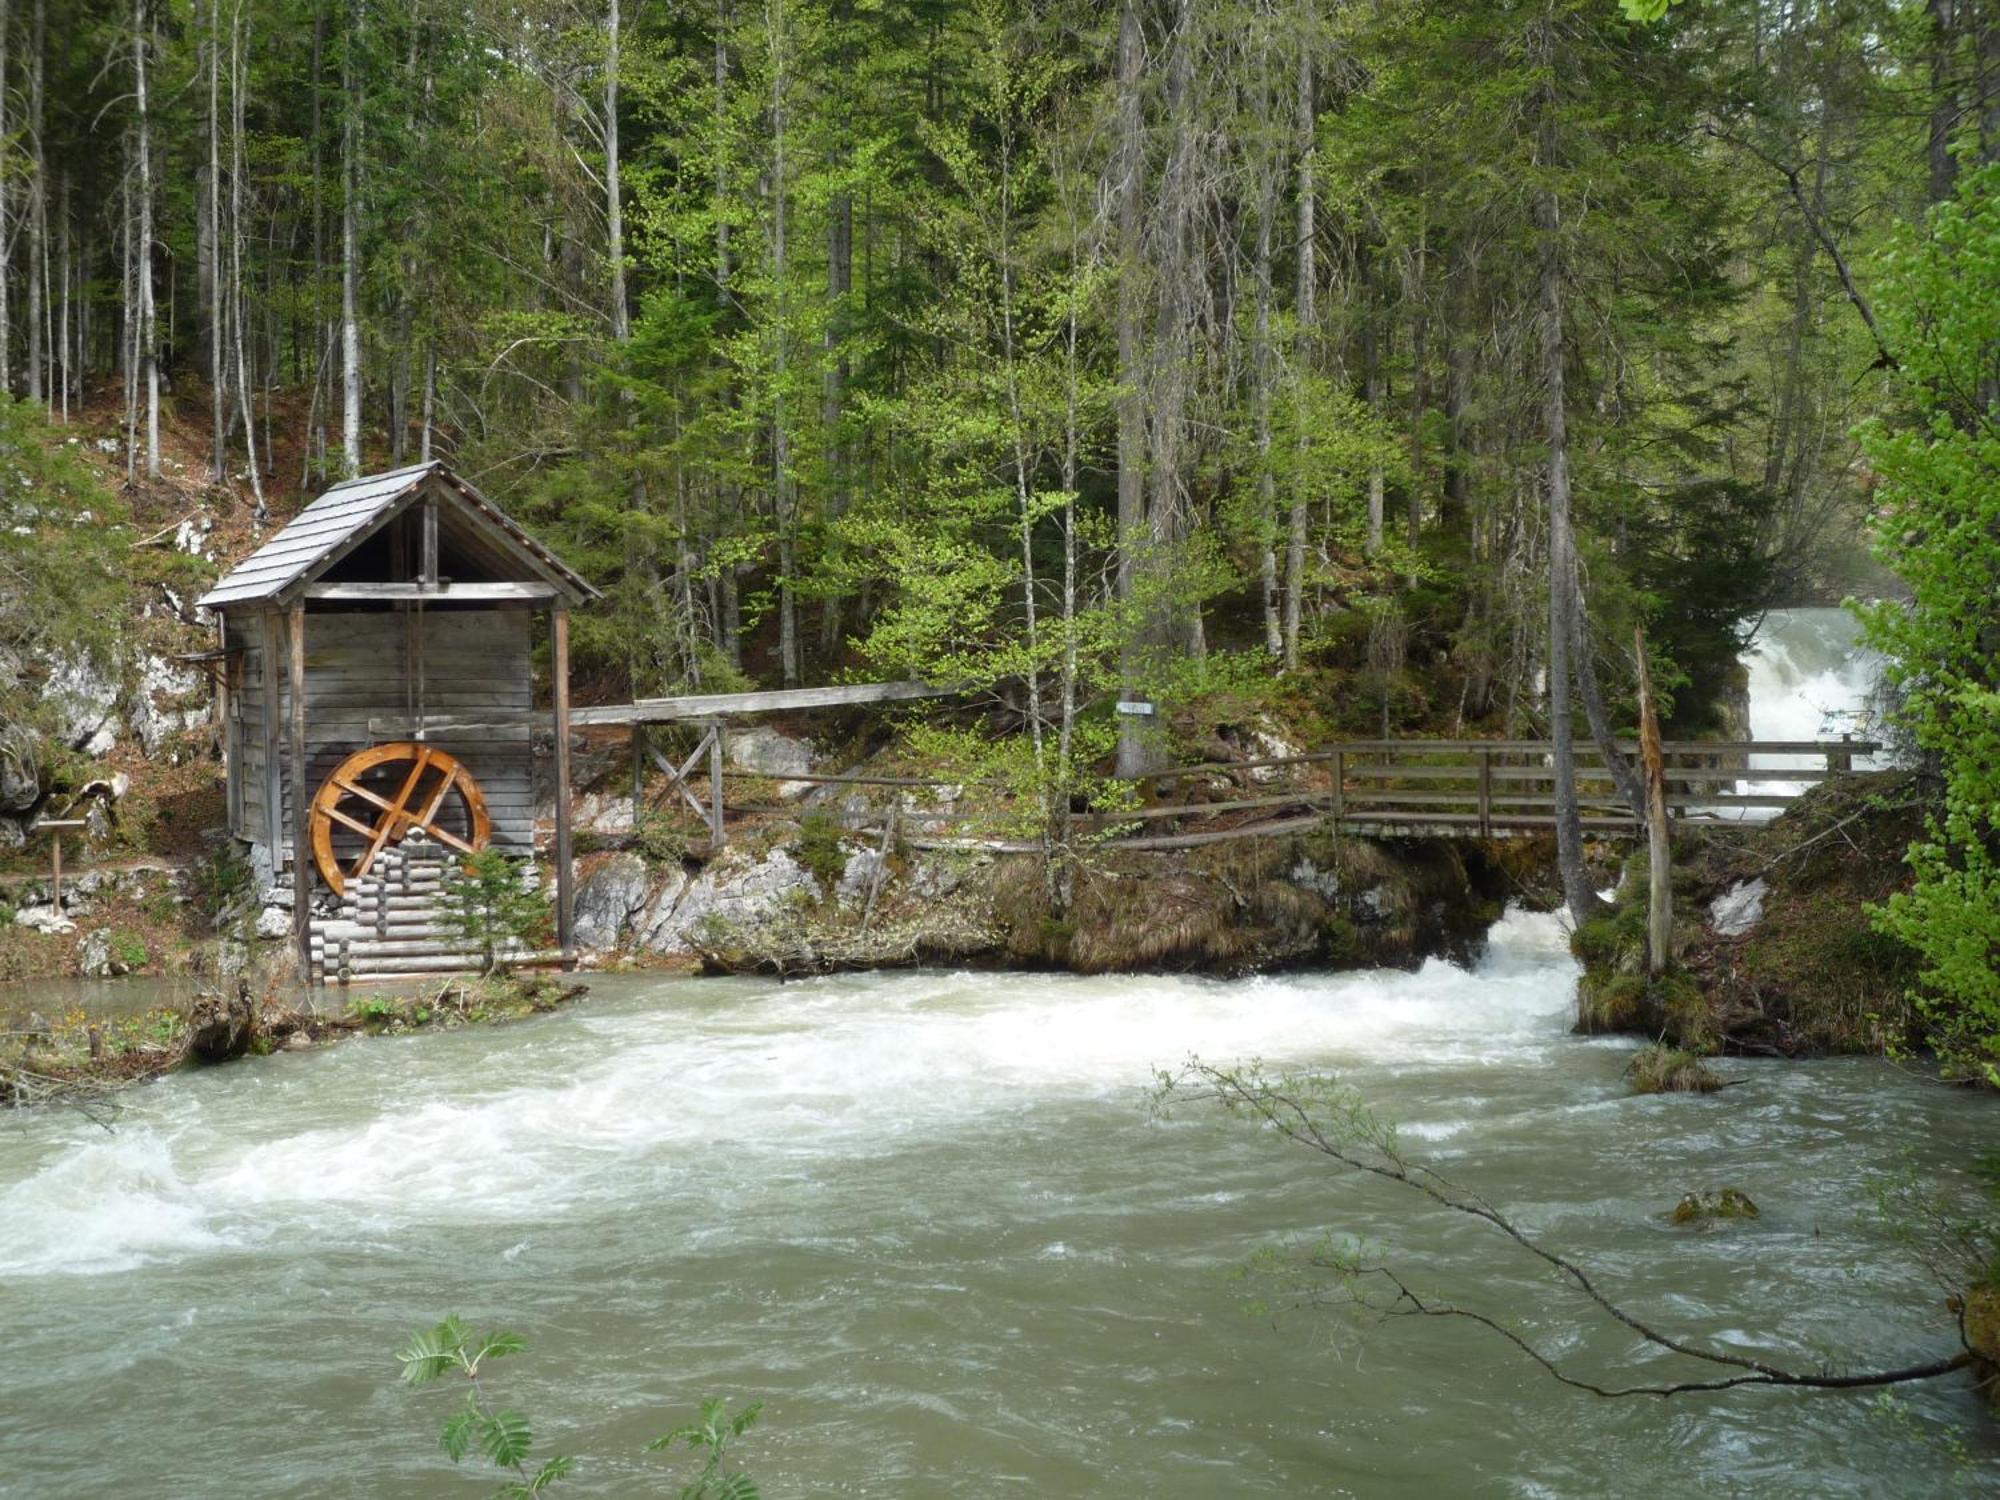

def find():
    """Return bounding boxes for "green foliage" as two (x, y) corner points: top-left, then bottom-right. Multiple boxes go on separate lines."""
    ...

(399, 1319), (761, 1498)
(646, 1398), (765, 1500)
(439, 851), (551, 977)
(398, 1318), (570, 1497)
(0, 398), (129, 773)
(794, 811), (848, 894)
(109, 931), (149, 973)
(1859, 163), (2000, 1084)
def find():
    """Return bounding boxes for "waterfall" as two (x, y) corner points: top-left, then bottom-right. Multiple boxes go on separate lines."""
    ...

(1723, 606), (1886, 819)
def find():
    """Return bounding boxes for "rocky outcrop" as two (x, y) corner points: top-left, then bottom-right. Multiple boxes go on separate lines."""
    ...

(565, 819), (1514, 981)
(129, 653), (207, 759)
(40, 648), (121, 756)
(727, 726), (816, 799)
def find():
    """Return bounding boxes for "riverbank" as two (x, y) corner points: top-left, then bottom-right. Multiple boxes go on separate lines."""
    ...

(571, 817), (1552, 978)
(1575, 768), (1929, 1059)
(0, 973), (588, 1111)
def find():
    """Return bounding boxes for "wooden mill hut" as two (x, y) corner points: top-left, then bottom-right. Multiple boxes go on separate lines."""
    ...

(195, 461), (598, 981)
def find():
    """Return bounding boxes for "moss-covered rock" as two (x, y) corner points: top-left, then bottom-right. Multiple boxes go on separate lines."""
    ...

(1670, 1187), (1759, 1223)
(1630, 1043), (1724, 1095)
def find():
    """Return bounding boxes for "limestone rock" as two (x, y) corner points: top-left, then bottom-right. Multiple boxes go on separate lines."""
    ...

(78, 930), (115, 977)
(645, 849), (820, 952)
(1288, 859), (1341, 901)
(837, 848), (885, 904)
(574, 852), (652, 951)
(40, 648), (121, 756)
(16, 904), (75, 936)
(130, 652), (207, 759)
(252, 905), (291, 941)
(0, 742), (38, 812)
(727, 726), (815, 799)
(574, 790), (636, 836)
(1709, 877), (1768, 938)
(1247, 717), (1303, 783)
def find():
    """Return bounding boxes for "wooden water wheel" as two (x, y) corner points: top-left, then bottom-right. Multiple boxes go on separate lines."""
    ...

(309, 741), (493, 896)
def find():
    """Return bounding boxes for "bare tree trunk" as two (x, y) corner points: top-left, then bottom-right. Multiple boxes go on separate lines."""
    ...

(1283, 42), (1314, 670)
(419, 340), (435, 460)
(1253, 152), (1281, 658)
(0, 0), (11, 396)
(605, 0), (628, 340)
(1929, 0), (1960, 203)
(230, 0), (265, 518)
(311, 9), (327, 468)
(1533, 18), (1600, 929)
(767, 0), (796, 686)
(340, 0), (362, 477)
(206, 0), (226, 481)
(25, 0), (44, 407)
(714, 0), (731, 301)
(996, 132), (1048, 869)
(56, 171), (68, 420)
(820, 186), (850, 653)
(135, 0), (160, 480)
(1113, 0), (1150, 778)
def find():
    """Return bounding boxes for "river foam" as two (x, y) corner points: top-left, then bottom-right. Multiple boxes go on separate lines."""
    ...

(0, 908), (1576, 1278)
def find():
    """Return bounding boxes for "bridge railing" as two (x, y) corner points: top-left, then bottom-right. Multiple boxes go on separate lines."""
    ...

(627, 732), (1878, 849)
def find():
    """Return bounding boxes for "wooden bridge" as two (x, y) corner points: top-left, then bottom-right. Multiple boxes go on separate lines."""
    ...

(611, 717), (1875, 852)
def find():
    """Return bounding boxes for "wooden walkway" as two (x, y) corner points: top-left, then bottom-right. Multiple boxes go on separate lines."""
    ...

(623, 732), (1875, 852)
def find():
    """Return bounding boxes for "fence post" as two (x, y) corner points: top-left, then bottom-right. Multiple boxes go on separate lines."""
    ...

(1330, 750), (1345, 828)
(1827, 734), (1853, 774)
(631, 722), (647, 823)
(1636, 627), (1673, 976)
(1477, 750), (1493, 838)
(707, 721), (726, 849)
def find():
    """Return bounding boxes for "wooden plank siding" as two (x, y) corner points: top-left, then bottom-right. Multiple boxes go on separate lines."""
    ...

(232, 609), (536, 866)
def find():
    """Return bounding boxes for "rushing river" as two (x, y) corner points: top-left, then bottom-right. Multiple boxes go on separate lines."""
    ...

(3, 911), (1998, 1496)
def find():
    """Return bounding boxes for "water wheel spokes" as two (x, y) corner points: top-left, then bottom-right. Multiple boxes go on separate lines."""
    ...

(309, 741), (493, 896)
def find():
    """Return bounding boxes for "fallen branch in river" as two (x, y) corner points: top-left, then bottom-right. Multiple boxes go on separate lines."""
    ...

(1156, 1060), (1977, 1399)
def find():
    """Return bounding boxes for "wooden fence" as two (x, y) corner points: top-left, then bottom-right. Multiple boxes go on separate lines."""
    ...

(623, 733), (1876, 852)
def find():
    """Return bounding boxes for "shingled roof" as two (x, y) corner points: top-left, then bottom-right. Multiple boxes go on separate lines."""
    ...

(195, 460), (598, 610)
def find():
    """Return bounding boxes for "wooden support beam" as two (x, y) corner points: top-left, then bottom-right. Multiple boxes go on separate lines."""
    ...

(631, 723), (646, 825)
(420, 495), (439, 588)
(260, 611), (285, 877)
(551, 605), (575, 966)
(708, 721), (726, 849)
(288, 602), (311, 978)
(569, 680), (947, 726)
(298, 581), (562, 602)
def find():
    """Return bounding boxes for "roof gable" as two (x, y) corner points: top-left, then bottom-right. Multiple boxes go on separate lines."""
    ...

(195, 462), (598, 611)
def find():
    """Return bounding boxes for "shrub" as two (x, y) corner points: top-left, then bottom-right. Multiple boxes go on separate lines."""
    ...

(794, 811), (848, 893)
(439, 851), (551, 975)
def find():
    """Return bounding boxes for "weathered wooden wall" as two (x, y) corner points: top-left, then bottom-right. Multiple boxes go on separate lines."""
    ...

(226, 607), (535, 867)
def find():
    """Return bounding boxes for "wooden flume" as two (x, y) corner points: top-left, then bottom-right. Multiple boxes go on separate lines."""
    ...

(309, 741), (492, 896)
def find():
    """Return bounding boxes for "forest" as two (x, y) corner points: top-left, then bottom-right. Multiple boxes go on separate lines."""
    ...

(7, 0), (1976, 696)
(3, 0), (2000, 1488)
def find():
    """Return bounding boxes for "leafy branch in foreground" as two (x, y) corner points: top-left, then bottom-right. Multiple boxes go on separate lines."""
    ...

(1154, 1061), (1975, 1399)
(399, 1317), (572, 1497)
(398, 1317), (765, 1496)
(648, 1397), (764, 1500)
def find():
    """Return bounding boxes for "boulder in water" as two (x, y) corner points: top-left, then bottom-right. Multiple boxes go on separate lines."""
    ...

(185, 986), (257, 1063)
(1670, 1187), (1759, 1224)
